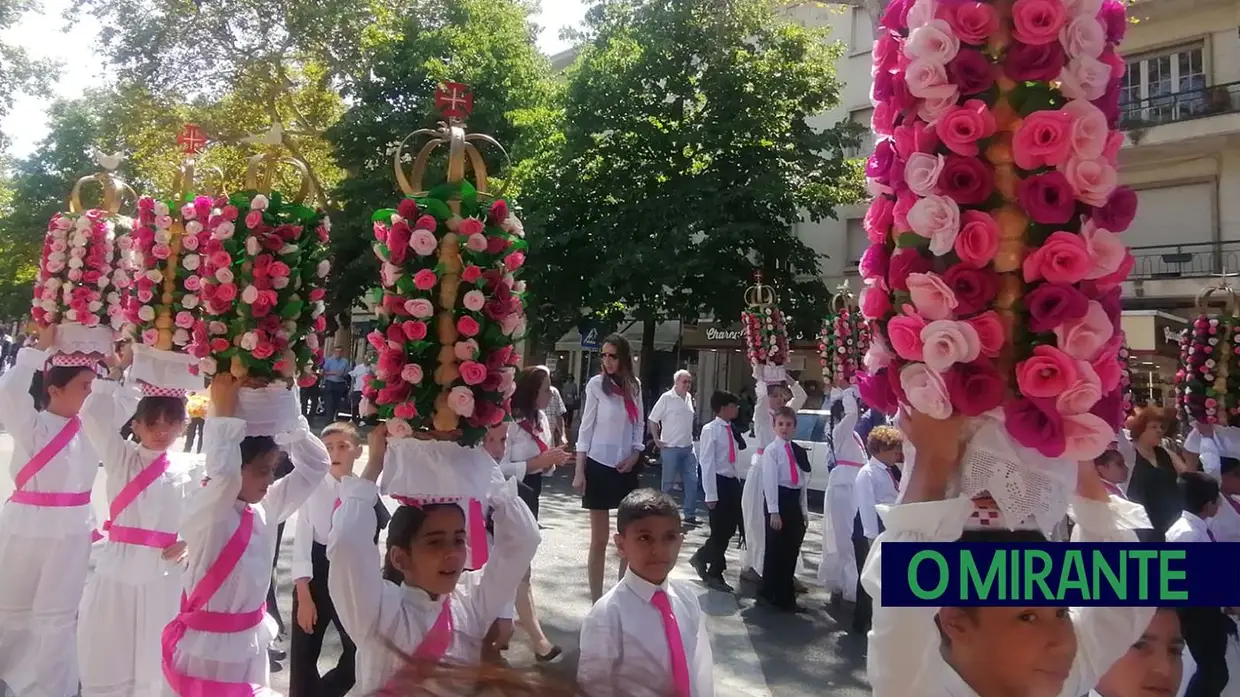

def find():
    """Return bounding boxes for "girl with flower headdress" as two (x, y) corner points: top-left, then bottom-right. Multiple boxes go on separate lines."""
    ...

(328, 424), (540, 693)
(77, 342), (197, 697)
(573, 333), (645, 603)
(0, 324), (100, 697)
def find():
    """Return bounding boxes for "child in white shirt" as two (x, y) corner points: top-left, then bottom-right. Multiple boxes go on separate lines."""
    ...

(850, 425), (903, 634)
(740, 379), (805, 583)
(328, 424), (540, 693)
(688, 391), (742, 592)
(1090, 608), (1184, 697)
(578, 488), (714, 697)
(863, 409), (1154, 697)
(758, 406), (811, 612)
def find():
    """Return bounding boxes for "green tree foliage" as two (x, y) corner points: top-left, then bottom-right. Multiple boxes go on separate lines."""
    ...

(0, 0), (53, 148)
(325, 0), (556, 322)
(521, 0), (866, 364)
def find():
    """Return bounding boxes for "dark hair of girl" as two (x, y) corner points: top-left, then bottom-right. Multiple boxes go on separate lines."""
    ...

(599, 333), (637, 396)
(122, 396), (188, 441)
(382, 503), (464, 585)
(239, 435), (280, 465)
(510, 367), (548, 422)
(29, 365), (96, 411)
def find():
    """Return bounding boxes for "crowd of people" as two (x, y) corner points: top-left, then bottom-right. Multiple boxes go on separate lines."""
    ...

(0, 324), (1231, 697)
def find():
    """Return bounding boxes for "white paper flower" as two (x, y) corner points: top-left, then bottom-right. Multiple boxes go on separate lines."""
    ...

(200, 357), (218, 375)
(316, 260), (330, 278)
(173, 328), (190, 345)
(137, 305), (156, 322)
(182, 254), (201, 271)
(241, 285), (259, 304)
(246, 237), (260, 255)
(240, 332), (259, 351)
(216, 268), (234, 284)
(272, 276), (289, 289)
(146, 269), (163, 283)
(154, 201), (170, 216)
(186, 221), (203, 235)
(182, 294), (199, 309)
(251, 194), (269, 211)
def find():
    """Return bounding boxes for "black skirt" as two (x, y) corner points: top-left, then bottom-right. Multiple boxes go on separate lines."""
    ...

(582, 458), (639, 511)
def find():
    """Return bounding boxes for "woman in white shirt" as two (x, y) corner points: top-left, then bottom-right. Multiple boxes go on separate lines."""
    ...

(573, 334), (645, 603)
(502, 366), (572, 660)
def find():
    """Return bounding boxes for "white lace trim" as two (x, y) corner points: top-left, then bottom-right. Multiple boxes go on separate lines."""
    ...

(958, 414), (1075, 533)
(131, 344), (203, 392)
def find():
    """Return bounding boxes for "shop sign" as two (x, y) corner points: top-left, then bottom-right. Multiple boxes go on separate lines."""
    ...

(705, 326), (743, 342)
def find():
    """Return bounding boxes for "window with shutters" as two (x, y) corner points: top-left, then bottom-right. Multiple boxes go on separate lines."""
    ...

(849, 7), (873, 54)
(848, 108), (875, 158)
(1120, 42), (1207, 126)
(844, 219), (868, 275)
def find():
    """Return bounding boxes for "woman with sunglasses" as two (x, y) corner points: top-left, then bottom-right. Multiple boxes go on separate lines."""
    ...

(572, 334), (645, 603)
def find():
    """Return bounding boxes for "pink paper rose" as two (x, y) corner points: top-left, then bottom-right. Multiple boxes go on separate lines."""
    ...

(463, 290), (486, 312)
(889, 248), (933, 291)
(413, 269), (437, 291)
(1062, 99), (1109, 160)
(888, 312), (929, 361)
(1016, 345), (1079, 398)
(410, 229), (438, 257)
(944, 2), (999, 44)
(405, 298), (434, 318)
(1005, 397), (1067, 458)
(1058, 56), (1112, 101)
(920, 319), (982, 373)
(1055, 358), (1103, 416)
(1064, 156), (1117, 207)
(1080, 221), (1125, 280)
(402, 320), (428, 341)
(447, 386), (475, 417)
(937, 100), (997, 157)
(1013, 109), (1073, 170)
(904, 153), (944, 197)
(947, 358), (1006, 416)
(860, 285), (893, 320)
(864, 196), (896, 243)
(864, 335), (895, 372)
(244, 210), (263, 230)
(1012, 0), (1067, 45)
(904, 19), (960, 66)
(1062, 413), (1114, 461)
(858, 369), (900, 415)
(967, 310), (1005, 358)
(1053, 300), (1114, 361)
(459, 360), (487, 386)
(907, 195), (961, 256)
(457, 217), (484, 236)
(1060, 16), (1106, 61)
(906, 272), (959, 321)
(899, 363), (953, 419)
(175, 311), (195, 329)
(393, 402), (417, 420)
(454, 339), (480, 361)
(457, 316), (481, 337)
(954, 210), (999, 268)
(903, 59), (955, 100)
(1023, 231), (1092, 284)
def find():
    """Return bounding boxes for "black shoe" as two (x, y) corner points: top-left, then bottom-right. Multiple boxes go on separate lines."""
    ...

(689, 554), (710, 583)
(740, 568), (762, 585)
(706, 576), (734, 593)
(269, 656), (284, 673)
(269, 647), (287, 661)
(684, 517), (700, 526)
(535, 645), (564, 663)
(793, 578), (809, 595)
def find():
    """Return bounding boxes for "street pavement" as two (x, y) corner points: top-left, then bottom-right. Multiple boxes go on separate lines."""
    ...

(0, 429), (871, 697)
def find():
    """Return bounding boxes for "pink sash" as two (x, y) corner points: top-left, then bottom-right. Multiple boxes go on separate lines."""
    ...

(376, 600), (454, 696)
(622, 394), (639, 423)
(1226, 495), (1240, 517)
(392, 497), (490, 569)
(161, 507), (270, 697)
(100, 452), (177, 548)
(1102, 480), (1125, 499)
(9, 415), (91, 508)
(520, 420), (548, 453)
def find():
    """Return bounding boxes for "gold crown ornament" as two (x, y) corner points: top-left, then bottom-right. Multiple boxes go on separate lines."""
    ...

(741, 271), (789, 369)
(189, 122), (332, 386)
(820, 282), (869, 386)
(362, 81), (528, 448)
(32, 157), (138, 366)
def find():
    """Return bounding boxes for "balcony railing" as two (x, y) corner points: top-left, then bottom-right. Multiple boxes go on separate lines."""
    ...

(1129, 241), (1240, 281)
(1119, 81), (1240, 131)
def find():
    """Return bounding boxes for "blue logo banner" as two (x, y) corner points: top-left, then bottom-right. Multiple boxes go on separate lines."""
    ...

(880, 542), (1240, 606)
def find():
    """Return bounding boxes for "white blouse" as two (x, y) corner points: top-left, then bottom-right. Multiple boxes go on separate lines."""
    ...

(0, 346), (100, 540)
(292, 472), (342, 582)
(862, 496), (1154, 697)
(853, 458), (899, 540)
(328, 476), (540, 694)
(174, 416), (328, 669)
(500, 412), (554, 481)
(578, 569), (715, 697)
(576, 375), (645, 468)
(831, 388), (866, 466)
(753, 380), (806, 456)
(760, 437), (809, 514)
(698, 418), (740, 503)
(81, 380), (195, 584)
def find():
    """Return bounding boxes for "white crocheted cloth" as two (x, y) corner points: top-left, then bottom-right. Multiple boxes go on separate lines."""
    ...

(235, 385), (302, 437)
(53, 322), (113, 360)
(131, 344), (203, 392)
(379, 437), (498, 503)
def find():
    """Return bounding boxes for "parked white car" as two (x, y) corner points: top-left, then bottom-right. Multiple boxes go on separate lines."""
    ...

(693, 409), (836, 493)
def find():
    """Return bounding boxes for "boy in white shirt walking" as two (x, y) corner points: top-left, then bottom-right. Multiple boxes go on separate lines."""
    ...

(579, 489), (714, 697)
(688, 391), (742, 592)
(850, 425), (903, 634)
(758, 406), (811, 612)
(1167, 472), (1229, 697)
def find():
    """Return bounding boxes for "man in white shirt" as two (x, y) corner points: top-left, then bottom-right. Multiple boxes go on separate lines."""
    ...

(1183, 424), (1240, 475)
(348, 359), (371, 422)
(688, 391), (741, 592)
(1167, 472), (1229, 697)
(649, 370), (700, 524)
(850, 425), (903, 634)
(1209, 457), (1240, 542)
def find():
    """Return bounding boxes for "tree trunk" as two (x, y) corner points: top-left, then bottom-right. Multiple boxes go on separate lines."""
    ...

(640, 313), (658, 416)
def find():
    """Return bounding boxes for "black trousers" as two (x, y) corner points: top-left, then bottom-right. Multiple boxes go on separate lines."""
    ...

(184, 418), (204, 453)
(692, 475), (742, 577)
(1180, 607), (1231, 697)
(759, 487), (807, 608)
(323, 382), (349, 421)
(852, 512), (878, 631)
(290, 542), (357, 697)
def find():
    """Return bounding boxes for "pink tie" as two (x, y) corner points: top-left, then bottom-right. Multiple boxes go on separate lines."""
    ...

(724, 424), (736, 464)
(651, 590), (691, 697)
(1208, 529), (1218, 542)
(785, 442), (799, 486)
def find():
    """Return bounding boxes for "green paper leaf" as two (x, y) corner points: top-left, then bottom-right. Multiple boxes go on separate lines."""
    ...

(422, 197), (453, 221)
(896, 233), (927, 249)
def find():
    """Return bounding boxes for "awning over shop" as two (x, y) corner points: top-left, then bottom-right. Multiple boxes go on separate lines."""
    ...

(1121, 310), (1188, 360)
(554, 321), (681, 352)
(681, 320), (819, 350)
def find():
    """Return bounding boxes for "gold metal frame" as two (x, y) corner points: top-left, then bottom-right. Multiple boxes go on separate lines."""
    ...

(744, 271), (777, 308)
(67, 172), (137, 215)
(394, 119), (510, 198)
